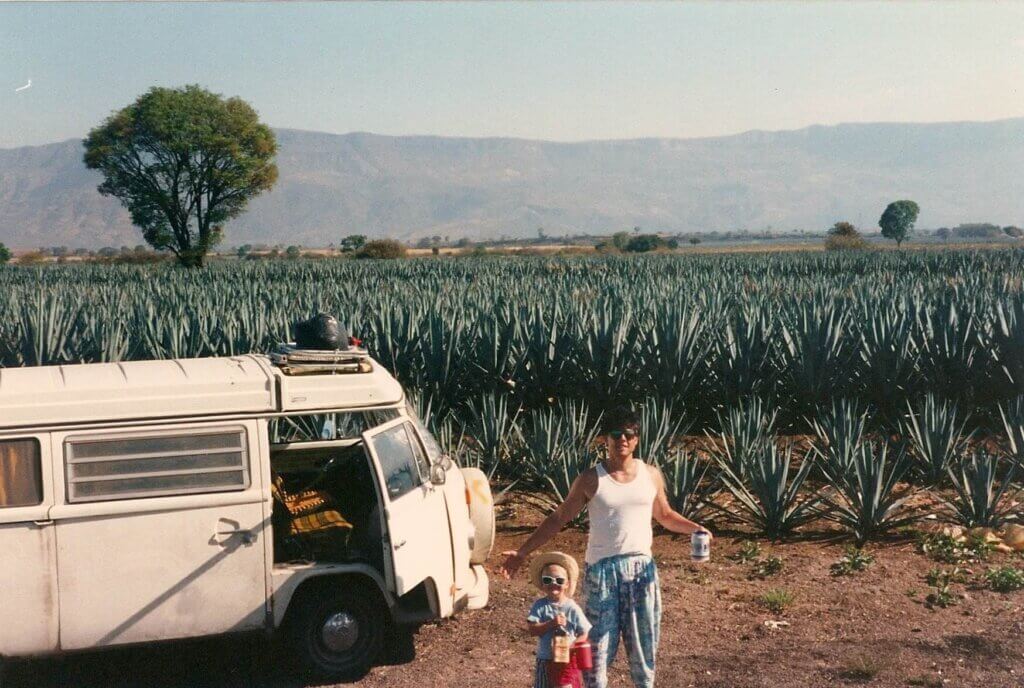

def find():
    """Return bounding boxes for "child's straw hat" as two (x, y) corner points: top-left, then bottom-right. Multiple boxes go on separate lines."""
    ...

(529, 551), (580, 596)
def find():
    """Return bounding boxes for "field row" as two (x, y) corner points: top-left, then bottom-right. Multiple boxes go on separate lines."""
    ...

(0, 250), (1022, 431)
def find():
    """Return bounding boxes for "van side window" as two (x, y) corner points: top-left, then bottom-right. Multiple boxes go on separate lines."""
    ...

(0, 439), (43, 507)
(370, 423), (424, 499)
(65, 428), (249, 503)
(269, 409), (400, 444)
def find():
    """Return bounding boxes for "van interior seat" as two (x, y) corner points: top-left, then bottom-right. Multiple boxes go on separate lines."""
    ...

(270, 442), (378, 565)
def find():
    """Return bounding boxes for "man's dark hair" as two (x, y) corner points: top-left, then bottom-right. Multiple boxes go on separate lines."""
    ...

(601, 406), (640, 434)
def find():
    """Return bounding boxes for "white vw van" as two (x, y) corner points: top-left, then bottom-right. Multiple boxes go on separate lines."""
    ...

(0, 348), (493, 680)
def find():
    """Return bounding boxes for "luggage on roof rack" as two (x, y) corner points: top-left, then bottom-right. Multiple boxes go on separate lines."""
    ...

(270, 343), (372, 375)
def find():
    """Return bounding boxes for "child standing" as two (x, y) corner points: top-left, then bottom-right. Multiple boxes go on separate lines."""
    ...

(526, 551), (592, 688)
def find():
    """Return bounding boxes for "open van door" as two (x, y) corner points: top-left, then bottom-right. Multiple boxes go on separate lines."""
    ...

(0, 435), (58, 655)
(362, 418), (453, 600)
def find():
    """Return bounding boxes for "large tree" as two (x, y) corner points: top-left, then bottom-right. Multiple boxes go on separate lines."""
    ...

(83, 85), (278, 267)
(879, 200), (920, 248)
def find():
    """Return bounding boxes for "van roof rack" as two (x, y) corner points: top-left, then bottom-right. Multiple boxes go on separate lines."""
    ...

(269, 343), (372, 375)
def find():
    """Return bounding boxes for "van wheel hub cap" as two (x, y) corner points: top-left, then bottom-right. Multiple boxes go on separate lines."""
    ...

(321, 612), (359, 653)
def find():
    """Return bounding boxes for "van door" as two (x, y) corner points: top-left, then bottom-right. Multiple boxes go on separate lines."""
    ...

(0, 435), (58, 655)
(49, 421), (270, 650)
(362, 418), (454, 601)
(404, 412), (473, 606)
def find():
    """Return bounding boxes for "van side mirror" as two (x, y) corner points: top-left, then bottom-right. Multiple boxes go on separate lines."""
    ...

(430, 463), (447, 486)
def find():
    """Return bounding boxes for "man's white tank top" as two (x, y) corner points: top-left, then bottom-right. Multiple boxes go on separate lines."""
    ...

(585, 460), (657, 565)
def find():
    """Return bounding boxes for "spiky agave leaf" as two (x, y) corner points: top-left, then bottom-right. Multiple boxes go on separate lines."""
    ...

(999, 395), (1024, 466)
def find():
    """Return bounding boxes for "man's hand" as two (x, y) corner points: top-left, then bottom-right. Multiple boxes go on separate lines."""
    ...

(499, 550), (524, 579)
(554, 612), (567, 628)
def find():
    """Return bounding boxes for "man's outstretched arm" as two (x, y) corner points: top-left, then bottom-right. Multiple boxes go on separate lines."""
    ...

(498, 470), (594, 578)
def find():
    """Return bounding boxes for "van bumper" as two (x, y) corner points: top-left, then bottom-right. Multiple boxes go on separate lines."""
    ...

(465, 564), (489, 610)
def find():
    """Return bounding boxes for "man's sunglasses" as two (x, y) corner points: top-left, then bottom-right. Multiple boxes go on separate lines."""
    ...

(608, 429), (638, 440)
(541, 575), (567, 586)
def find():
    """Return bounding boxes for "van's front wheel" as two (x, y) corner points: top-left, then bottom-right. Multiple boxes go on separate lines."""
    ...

(289, 587), (384, 682)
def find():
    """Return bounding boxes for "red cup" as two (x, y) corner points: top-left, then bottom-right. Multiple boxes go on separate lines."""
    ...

(572, 641), (593, 671)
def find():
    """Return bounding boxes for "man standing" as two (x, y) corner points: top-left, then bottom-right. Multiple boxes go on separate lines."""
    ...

(500, 407), (712, 688)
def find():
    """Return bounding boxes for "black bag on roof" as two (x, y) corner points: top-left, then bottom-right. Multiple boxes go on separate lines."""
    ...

(294, 314), (349, 351)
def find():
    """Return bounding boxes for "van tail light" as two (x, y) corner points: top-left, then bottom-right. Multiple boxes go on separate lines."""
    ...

(465, 487), (472, 505)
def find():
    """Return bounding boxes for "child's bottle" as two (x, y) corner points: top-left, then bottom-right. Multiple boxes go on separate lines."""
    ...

(551, 624), (572, 664)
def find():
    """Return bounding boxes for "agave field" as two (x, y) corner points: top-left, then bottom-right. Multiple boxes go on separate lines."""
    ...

(2, 250), (1023, 543)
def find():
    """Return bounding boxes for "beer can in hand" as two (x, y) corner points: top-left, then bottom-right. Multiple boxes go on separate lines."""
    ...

(691, 529), (710, 562)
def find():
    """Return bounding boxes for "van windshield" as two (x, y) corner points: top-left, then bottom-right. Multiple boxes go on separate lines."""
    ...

(268, 409), (400, 444)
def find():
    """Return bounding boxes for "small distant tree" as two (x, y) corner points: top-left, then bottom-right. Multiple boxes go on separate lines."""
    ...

(18, 251), (47, 265)
(536, 227), (546, 242)
(83, 84), (278, 267)
(625, 234), (667, 253)
(825, 221), (868, 250)
(688, 237), (701, 245)
(935, 227), (951, 241)
(611, 232), (631, 250)
(1004, 226), (1024, 239)
(236, 244), (252, 258)
(0, 243), (10, 264)
(879, 200), (920, 247)
(339, 234), (367, 253)
(285, 245), (302, 259)
(356, 239), (407, 259)
(455, 237), (473, 249)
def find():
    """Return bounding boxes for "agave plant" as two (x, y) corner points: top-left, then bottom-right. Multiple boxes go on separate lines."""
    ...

(463, 392), (522, 480)
(634, 397), (689, 465)
(778, 301), (852, 418)
(818, 440), (918, 545)
(713, 440), (819, 539)
(518, 400), (601, 524)
(902, 394), (972, 485)
(811, 398), (869, 478)
(943, 449), (1021, 529)
(711, 396), (778, 479)
(656, 448), (719, 520)
(856, 301), (918, 425)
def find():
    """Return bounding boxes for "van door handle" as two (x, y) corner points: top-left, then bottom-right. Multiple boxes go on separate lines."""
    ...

(214, 528), (256, 546)
(33, 519), (54, 527)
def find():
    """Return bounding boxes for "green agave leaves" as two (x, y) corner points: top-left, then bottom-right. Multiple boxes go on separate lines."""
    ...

(902, 394), (972, 485)
(713, 440), (819, 539)
(817, 441), (918, 545)
(943, 449), (1020, 529)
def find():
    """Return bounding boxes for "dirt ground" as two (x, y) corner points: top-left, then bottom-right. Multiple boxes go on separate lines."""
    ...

(6, 504), (1024, 688)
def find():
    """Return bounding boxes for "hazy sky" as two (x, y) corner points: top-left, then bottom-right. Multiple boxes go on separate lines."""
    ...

(2, 2), (1024, 148)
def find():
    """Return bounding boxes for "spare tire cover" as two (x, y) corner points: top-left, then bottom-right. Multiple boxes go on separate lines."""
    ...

(460, 467), (495, 565)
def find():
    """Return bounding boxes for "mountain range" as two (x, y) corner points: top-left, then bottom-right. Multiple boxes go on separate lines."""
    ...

(1, 118), (1023, 249)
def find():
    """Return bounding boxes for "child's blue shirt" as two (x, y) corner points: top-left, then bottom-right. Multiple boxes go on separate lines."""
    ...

(526, 597), (591, 661)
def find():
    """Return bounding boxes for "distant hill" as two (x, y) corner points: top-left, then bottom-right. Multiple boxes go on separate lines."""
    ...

(1, 119), (1023, 248)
